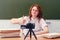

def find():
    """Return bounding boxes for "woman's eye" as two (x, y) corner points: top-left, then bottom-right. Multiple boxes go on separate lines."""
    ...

(33, 9), (37, 11)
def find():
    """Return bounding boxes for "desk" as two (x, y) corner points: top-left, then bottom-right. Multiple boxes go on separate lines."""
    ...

(0, 30), (60, 40)
(0, 36), (60, 40)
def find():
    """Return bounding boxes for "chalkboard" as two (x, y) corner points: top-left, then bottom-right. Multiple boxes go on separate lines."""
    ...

(0, 0), (60, 19)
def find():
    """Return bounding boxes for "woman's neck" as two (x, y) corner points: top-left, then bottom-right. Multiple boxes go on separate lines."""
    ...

(31, 16), (37, 19)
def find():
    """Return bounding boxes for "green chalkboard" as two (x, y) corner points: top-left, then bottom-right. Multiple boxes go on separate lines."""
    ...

(0, 0), (60, 19)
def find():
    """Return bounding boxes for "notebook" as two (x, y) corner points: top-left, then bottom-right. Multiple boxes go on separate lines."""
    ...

(40, 33), (60, 38)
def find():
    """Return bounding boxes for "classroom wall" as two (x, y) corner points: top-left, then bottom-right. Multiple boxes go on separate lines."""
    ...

(0, 20), (60, 33)
(0, 0), (60, 19)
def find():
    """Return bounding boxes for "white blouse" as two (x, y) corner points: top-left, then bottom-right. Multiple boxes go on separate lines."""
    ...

(19, 16), (48, 35)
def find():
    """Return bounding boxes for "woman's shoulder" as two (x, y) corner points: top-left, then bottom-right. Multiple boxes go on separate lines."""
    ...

(40, 18), (45, 21)
(39, 18), (46, 23)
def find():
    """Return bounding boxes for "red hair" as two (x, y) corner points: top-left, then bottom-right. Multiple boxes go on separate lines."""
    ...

(29, 4), (43, 21)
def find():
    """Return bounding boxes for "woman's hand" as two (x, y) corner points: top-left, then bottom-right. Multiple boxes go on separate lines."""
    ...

(20, 16), (26, 24)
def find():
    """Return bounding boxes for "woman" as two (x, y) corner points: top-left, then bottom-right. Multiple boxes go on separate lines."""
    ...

(11, 4), (49, 36)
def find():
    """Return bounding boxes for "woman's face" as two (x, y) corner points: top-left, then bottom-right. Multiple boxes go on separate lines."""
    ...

(31, 6), (39, 17)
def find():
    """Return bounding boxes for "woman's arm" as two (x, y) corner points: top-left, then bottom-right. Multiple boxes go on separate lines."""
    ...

(35, 25), (49, 35)
(10, 18), (21, 24)
(10, 17), (26, 24)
